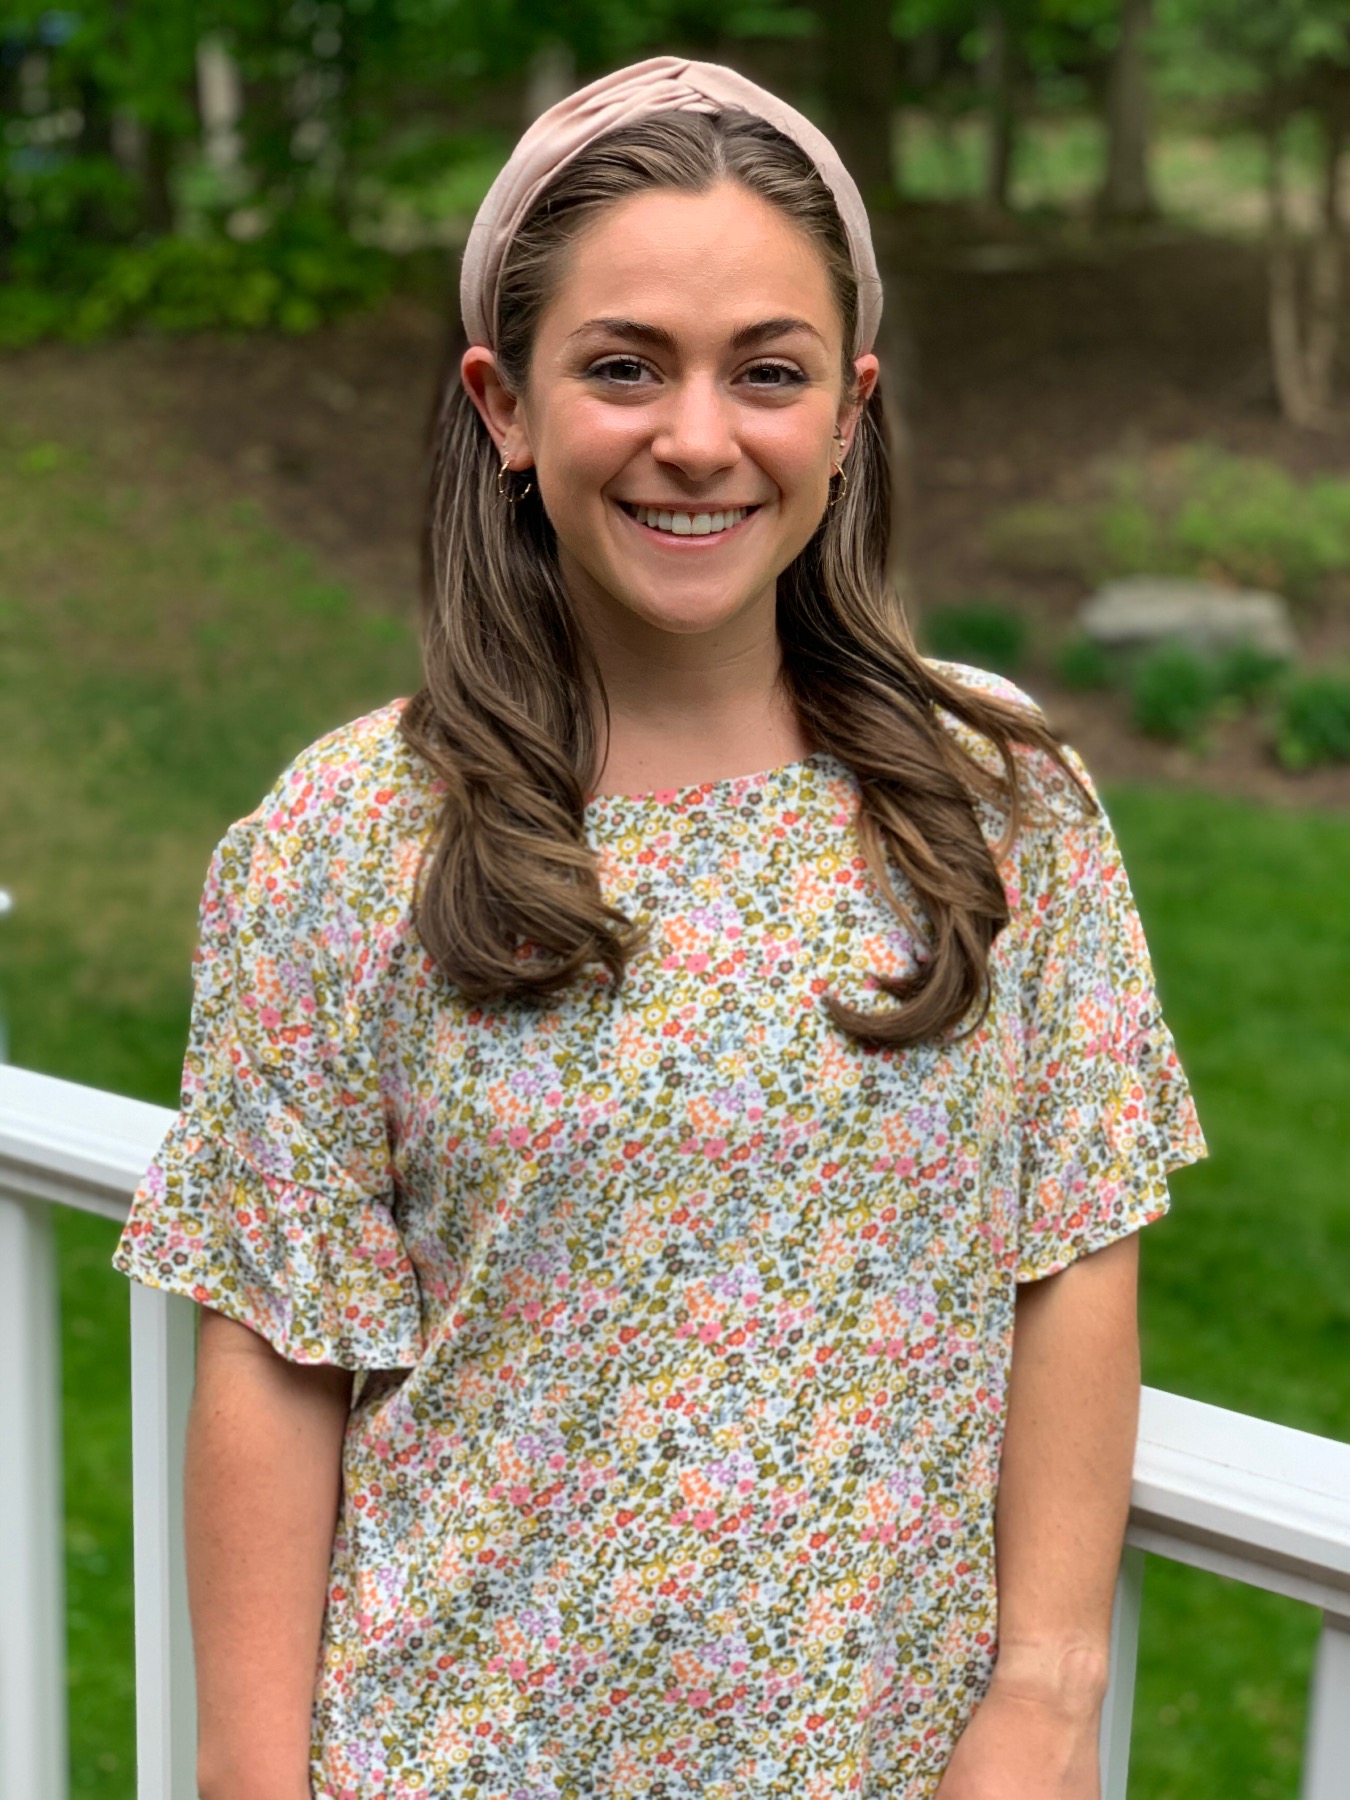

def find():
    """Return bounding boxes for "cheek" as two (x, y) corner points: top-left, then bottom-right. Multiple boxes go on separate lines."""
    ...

(744, 414), (833, 497)
(536, 401), (643, 495)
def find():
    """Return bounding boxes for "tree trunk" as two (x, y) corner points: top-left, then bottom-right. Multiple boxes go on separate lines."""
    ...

(981, 7), (1016, 214)
(143, 124), (177, 234)
(1100, 0), (1155, 220)
(1266, 119), (1323, 429)
(815, 0), (897, 204)
(76, 74), (119, 239)
(1304, 109), (1345, 415)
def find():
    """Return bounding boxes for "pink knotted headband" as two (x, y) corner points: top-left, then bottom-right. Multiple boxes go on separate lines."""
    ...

(460, 55), (884, 358)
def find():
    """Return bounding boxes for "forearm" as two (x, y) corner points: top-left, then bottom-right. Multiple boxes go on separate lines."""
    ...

(187, 1308), (353, 1800)
(992, 1232), (1141, 1711)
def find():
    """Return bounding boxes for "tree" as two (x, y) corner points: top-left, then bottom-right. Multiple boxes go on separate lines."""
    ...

(812, 0), (899, 205)
(1099, 0), (1155, 218)
(1156, 0), (1350, 427)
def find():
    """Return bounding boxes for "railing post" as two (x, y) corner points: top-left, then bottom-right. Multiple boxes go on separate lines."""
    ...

(1302, 1610), (1350, 1800)
(0, 1191), (70, 1800)
(130, 1284), (199, 1800)
(1098, 1545), (1144, 1800)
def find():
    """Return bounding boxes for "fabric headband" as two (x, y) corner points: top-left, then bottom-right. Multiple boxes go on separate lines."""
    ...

(459, 54), (884, 359)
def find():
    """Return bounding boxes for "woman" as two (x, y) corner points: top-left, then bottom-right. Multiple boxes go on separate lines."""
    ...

(114, 56), (1205, 1800)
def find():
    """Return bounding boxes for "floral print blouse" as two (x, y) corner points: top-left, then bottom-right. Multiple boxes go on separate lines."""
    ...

(113, 664), (1205, 1800)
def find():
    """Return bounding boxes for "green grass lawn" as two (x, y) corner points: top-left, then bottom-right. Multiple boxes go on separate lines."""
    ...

(2, 416), (1346, 1800)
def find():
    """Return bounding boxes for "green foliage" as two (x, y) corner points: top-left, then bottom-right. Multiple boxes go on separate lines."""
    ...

(1055, 635), (1113, 690)
(921, 599), (1029, 673)
(1275, 669), (1350, 770)
(1089, 633), (1289, 744)
(1213, 641), (1287, 704)
(0, 216), (393, 347)
(1106, 448), (1350, 605)
(1154, 0), (1350, 111)
(986, 448), (1350, 606)
(4, 0), (1348, 352)
(1130, 643), (1217, 742)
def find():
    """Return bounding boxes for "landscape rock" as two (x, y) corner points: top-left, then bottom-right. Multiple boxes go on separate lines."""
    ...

(1078, 577), (1298, 662)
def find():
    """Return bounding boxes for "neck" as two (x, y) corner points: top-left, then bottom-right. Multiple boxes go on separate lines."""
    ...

(563, 565), (814, 796)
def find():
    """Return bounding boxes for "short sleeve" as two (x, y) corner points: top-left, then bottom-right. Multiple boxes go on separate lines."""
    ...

(112, 765), (424, 1368)
(1014, 752), (1207, 1283)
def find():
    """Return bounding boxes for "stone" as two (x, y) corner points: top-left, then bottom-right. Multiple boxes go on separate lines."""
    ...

(1078, 576), (1298, 662)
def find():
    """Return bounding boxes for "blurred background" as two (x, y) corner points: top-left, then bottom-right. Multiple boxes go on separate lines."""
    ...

(1, 3), (1347, 1796)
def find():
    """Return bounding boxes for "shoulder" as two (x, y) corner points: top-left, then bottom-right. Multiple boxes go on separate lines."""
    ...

(210, 700), (438, 936)
(925, 658), (1040, 716)
(924, 657), (1100, 826)
(245, 699), (432, 838)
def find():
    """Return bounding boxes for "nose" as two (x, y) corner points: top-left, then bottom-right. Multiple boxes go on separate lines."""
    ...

(650, 374), (739, 484)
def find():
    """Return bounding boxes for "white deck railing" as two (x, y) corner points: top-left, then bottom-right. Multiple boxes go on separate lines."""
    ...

(3, 1061), (1349, 1800)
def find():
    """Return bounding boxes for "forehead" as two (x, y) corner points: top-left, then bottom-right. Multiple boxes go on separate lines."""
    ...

(540, 181), (843, 350)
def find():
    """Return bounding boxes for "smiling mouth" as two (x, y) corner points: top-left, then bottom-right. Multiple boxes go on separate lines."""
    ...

(617, 501), (760, 538)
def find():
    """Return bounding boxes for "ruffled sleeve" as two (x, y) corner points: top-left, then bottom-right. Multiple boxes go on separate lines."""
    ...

(112, 757), (424, 1367)
(1013, 750), (1207, 1283)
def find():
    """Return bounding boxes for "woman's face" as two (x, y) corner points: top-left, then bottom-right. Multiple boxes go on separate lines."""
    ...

(466, 182), (878, 641)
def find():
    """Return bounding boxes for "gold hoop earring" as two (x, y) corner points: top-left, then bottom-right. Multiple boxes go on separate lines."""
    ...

(828, 444), (849, 509)
(496, 452), (533, 502)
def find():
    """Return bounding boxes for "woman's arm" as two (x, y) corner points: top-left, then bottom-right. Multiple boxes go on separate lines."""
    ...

(187, 1307), (353, 1800)
(937, 1231), (1141, 1798)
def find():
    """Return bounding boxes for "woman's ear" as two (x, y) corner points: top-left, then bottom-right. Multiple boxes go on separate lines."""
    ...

(837, 351), (881, 454)
(461, 346), (535, 470)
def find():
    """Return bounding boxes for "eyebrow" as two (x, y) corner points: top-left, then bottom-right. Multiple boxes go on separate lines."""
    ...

(567, 316), (826, 352)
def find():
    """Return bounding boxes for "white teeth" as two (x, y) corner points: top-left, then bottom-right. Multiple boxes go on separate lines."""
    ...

(630, 505), (749, 535)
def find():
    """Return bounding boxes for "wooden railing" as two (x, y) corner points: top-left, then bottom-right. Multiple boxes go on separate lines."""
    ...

(3, 1062), (1349, 1800)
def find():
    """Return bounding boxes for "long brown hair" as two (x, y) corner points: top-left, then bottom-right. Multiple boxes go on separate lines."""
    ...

(401, 109), (1089, 1047)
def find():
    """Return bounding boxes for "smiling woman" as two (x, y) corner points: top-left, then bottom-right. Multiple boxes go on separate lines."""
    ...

(461, 182), (873, 704)
(111, 54), (1206, 1800)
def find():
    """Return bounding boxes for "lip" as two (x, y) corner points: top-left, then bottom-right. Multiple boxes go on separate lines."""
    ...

(612, 499), (764, 547)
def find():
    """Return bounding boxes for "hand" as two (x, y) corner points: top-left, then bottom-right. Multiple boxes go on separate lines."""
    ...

(933, 1648), (1105, 1800)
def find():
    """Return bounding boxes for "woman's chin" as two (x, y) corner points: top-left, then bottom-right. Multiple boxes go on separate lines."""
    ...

(623, 591), (766, 636)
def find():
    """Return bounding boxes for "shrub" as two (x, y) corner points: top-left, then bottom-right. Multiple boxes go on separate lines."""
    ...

(984, 448), (1350, 607)
(922, 600), (1029, 675)
(1100, 447), (1350, 606)
(1213, 642), (1288, 704)
(0, 212), (394, 348)
(1056, 636), (1113, 690)
(1130, 645), (1216, 742)
(1275, 671), (1350, 770)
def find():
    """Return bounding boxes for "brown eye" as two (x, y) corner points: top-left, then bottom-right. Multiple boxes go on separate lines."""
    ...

(742, 362), (806, 389)
(589, 357), (652, 385)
